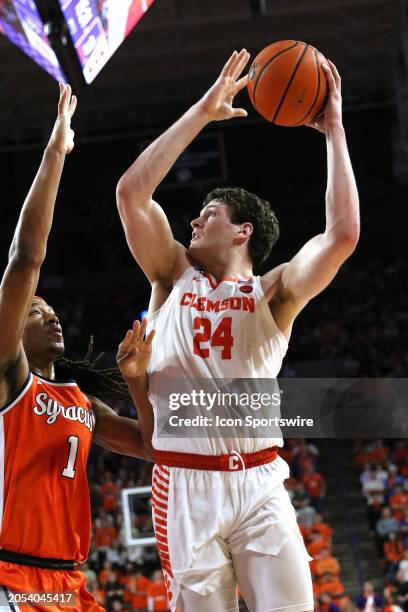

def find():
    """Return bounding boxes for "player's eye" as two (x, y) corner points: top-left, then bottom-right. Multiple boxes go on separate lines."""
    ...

(30, 308), (41, 316)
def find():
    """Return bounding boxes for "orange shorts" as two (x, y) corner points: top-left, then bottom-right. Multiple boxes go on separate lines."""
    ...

(0, 562), (103, 611)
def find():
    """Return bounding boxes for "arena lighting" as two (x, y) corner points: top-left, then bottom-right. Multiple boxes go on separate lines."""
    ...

(57, 0), (155, 83)
(0, 0), (65, 82)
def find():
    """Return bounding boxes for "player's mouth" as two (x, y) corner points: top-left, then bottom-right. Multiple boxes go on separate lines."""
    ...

(49, 327), (63, 340)
(191, 232), (201, 242)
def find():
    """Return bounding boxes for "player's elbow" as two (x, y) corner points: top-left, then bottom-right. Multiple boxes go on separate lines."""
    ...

(328, 223), (360, 258)
(116, 178), (149, 223)
(338, 225), (360, 255)
(9, 242), (45, 269)
(116, 178), (133, 217)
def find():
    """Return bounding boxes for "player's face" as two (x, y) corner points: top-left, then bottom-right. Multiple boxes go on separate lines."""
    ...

(189, 202), (238, 258)
(23, 299), (65, 363)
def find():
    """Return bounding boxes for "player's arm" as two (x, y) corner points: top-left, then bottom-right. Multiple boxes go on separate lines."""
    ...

(267, 61), (360, 333)
(92, 396), (153, 461)
(0, 85), (77, 403)
(116, 49), (250, 284)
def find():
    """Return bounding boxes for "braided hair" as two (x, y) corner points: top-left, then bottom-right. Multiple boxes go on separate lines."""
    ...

(55, 336), (132, 402)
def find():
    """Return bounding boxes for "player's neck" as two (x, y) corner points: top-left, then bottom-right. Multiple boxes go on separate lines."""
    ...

(30, 360), (55, 380)
(197, 255), (253, 283)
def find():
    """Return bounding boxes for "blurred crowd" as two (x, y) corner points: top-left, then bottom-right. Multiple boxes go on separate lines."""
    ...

(355, 439), (408, 610)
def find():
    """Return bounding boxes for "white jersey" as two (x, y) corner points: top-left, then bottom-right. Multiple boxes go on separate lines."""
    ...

(147, 266), (288, 454)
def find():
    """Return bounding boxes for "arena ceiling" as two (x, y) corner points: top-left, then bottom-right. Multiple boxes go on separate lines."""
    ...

(0, 0), (401, 149)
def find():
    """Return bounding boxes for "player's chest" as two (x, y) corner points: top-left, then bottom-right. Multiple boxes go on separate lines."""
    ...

(174, 281), (258, 361)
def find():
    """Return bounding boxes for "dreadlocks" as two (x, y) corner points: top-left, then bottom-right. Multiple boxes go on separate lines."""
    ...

(55, 336), (132, 402)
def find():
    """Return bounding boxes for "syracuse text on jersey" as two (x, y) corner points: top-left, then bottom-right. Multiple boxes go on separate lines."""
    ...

(32, 391), (95, 431)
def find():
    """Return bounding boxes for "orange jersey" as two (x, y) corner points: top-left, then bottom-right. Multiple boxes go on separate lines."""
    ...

(147, 580), (169, 610)
(0, 372), (95, 562)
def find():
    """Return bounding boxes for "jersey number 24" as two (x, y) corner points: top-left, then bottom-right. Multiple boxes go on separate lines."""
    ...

(193, 317), (233, 359)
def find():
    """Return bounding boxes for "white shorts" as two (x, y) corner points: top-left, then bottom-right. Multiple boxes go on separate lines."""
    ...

(151, 456), (312, 611)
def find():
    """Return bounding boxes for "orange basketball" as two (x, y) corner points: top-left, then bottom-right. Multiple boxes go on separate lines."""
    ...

(247, 40), (328, 126)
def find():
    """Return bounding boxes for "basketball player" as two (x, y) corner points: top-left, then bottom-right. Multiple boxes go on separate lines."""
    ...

(0, 84), (154, 611)
(116, 49), (360, 611)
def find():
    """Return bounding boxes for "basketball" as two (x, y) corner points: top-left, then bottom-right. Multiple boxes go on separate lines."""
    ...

(247, 40), (328, 126)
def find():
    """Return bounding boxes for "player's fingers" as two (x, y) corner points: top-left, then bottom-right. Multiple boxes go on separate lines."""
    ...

(118, 329), (133, 352)
(131, 319), (141, 340)
(138, 317), (148, 340)
(232, 50), (250, 80)
(232, 107), (248, 118)
(327, 59), (341, 89)
(235, 74), (249, 92)
(145, 329), (156, 347)
(68, 94), (77, 117)
(58, 83), (67, 113)
(221, 50), (238, 77)
(321, 62), (336, 92)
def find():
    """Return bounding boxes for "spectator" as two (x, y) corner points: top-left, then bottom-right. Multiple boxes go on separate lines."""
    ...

(314, 548), (340, 578)
(310, 514), (333, 546)
(399, 508), (408, 549)
(292, 482), (310, 509)
(147, 569), (170, 611)
(315, 593), (340, 612)
(389, 486), (408, 521)
(302, 465), (326, 513)
(315, 573), (345, 602)
(355, 581), (384, 611)
(396, 550), (408, 583)
(105, 570), (125, 610)
(384, 533), (404, 580)
(376, 507), (400, 557)
(308, 532), (331, 558)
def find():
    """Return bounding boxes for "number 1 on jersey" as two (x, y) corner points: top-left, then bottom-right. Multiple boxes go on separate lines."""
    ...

(193, 317), (234, 359)
(62, 435), (79, 479)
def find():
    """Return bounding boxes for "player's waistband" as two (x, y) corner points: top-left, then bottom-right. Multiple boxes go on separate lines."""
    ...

(0, 549), (80, 570)
(154, 446), (279, 471)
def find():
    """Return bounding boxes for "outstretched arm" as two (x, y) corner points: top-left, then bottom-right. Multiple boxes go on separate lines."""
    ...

(116, 49), (250, 285)
(92, 396), (153, 461)
(0, 85), (77, 405)
(268, 61), (360, 333)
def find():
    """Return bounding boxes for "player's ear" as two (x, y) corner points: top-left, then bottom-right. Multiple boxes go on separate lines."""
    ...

(239, 222), (253, 237)
(234, 222), (253, 246)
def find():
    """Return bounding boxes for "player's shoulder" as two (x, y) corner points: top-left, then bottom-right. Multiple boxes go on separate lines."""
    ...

(260, 262), (290, 302)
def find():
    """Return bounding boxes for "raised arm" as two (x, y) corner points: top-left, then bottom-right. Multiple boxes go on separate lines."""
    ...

(0, 85), (77, 405)
(267, 61), (360, 334)
(116, 49), (250, 285)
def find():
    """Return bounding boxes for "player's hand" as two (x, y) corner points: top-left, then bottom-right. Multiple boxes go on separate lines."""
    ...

(47, 83), (77, 155)
(116, 318), (155, 380)
(197, 49), (250, 121)
(306, 60), (343, 134)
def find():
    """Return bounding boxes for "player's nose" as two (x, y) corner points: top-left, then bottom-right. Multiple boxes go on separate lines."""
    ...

(191, 216), (202, 229)
(46, 312), (60, 326)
